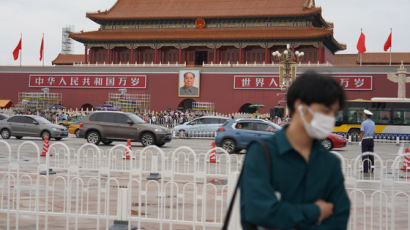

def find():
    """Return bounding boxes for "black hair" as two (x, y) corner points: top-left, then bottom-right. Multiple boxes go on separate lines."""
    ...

(184, 72), (195, 79)
(286, 71), (345, 115)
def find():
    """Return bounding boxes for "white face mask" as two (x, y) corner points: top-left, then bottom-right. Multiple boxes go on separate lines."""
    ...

(298, 104), (336, 139)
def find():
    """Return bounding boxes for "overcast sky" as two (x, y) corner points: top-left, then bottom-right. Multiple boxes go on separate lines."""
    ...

(0, 0), (409, 66)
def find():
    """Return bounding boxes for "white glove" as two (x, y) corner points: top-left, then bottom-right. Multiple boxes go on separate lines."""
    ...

(359, 141), (362, 146)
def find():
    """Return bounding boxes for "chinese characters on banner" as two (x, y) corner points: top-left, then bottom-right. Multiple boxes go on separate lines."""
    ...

(335, 76), (372, 90)
(29, 75), (147, 88)
(234, 75), (373, 90)
(234, 76), (281, 89)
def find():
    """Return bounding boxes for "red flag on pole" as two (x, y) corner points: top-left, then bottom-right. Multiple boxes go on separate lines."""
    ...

(384, 32), (392, 51)
(356, 32), (366, 54)
(13, 38), (22, 61)
(40, 36), (44, 61)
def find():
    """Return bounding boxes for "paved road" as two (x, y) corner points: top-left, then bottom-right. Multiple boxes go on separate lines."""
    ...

(0, 134), (213, 153)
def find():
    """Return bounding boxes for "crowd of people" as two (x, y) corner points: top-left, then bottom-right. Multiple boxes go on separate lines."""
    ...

(1, 108), (287, 128)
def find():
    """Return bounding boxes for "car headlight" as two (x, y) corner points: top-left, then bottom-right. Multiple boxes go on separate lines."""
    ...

(155, 128), (166, 133)
(52, 127), (58, 131)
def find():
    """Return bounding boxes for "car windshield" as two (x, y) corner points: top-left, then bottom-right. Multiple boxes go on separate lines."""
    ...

(127, 113), (146, 124)
(34, 116), (52, 124)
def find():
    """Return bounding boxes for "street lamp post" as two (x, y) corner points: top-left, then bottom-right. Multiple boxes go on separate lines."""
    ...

(272, 44), (304, 89)
(272, 44), (304, 118)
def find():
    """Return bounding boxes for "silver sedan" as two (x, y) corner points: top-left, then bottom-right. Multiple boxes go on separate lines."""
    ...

(0, 115), (68, 140)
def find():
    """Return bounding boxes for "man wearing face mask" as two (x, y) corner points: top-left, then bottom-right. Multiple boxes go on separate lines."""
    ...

(240, 71), (350, 230)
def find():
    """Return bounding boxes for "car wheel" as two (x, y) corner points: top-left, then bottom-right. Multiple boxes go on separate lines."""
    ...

(16, 136), (23, 140)
(348, 129), (361, 141)
(1, 129), (11, 139)
(179, 130), (186, 138)
(222, 139), (237, 154)
(75, 129), (80, 138)
(141, 133), (155, 146)
(41, 131), (51, 140)
(86, 131), (101, 145)
(321, 138), (333, 150)
(55, 137), (62, 141)
(102, 140), (112, 145)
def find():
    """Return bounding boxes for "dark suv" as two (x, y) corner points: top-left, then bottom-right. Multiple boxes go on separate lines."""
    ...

(78, 111), (172, 146)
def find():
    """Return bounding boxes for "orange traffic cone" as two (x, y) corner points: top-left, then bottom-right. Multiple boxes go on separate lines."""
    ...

(40, 136), (52, 157)
(209, 142), (216, 163)
(122, 139), (134, 160)
(400, 148), (410, 171)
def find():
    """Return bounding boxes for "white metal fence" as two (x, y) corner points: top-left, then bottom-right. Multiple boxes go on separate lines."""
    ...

(1, 141), (410, 229)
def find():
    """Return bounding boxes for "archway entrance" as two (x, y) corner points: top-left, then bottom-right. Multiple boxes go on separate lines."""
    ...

(239, 103), (257, 113)
(195, 51), (208, 65)
(178, 99), (196, 111)
(81, 103), (93, 110)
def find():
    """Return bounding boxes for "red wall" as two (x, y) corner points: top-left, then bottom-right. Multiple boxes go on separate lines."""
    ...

(0, 71), (409, 114)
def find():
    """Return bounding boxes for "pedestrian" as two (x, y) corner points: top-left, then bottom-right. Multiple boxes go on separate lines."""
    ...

(238, 72), (350, 229)
(360, 109), (375, 175)
(181, 114), (187, 124)
(151, 114), (156, 124)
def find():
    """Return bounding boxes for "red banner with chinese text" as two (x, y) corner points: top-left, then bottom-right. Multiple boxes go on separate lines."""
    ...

(29, 75), (147, 88)
(335, 76), (373, 90)
(234, 75), (372, 90)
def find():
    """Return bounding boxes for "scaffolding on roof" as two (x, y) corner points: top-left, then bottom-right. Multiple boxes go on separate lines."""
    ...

(62, 25), (74, 54)
(18, 92), (63, 111)
(106, 93), (151, 112)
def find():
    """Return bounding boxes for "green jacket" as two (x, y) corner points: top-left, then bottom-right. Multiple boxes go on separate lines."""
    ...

(240, 126), (350, 230)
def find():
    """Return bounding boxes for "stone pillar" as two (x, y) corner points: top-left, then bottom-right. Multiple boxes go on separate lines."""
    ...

(84, 45), (88, 64)
(387, 63), (410, 98)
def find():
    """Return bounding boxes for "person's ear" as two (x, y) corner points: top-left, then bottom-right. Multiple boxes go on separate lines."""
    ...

(293, 99), (303, 113)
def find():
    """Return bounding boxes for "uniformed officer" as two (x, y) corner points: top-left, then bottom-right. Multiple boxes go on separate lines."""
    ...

(360, 109), (376, 175)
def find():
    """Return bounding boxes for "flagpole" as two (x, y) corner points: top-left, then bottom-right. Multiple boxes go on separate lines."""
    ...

(20, 33), (22, 67)
(389, 28), (392, 66)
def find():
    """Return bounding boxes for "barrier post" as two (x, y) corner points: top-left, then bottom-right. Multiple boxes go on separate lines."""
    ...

(109, 188), (136, 230)
(147, 154), (161, 180)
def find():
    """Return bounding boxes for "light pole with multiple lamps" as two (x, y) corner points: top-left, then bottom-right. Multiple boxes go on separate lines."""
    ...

(272, 44), (304, 89)
(272, 44), (304, 117)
